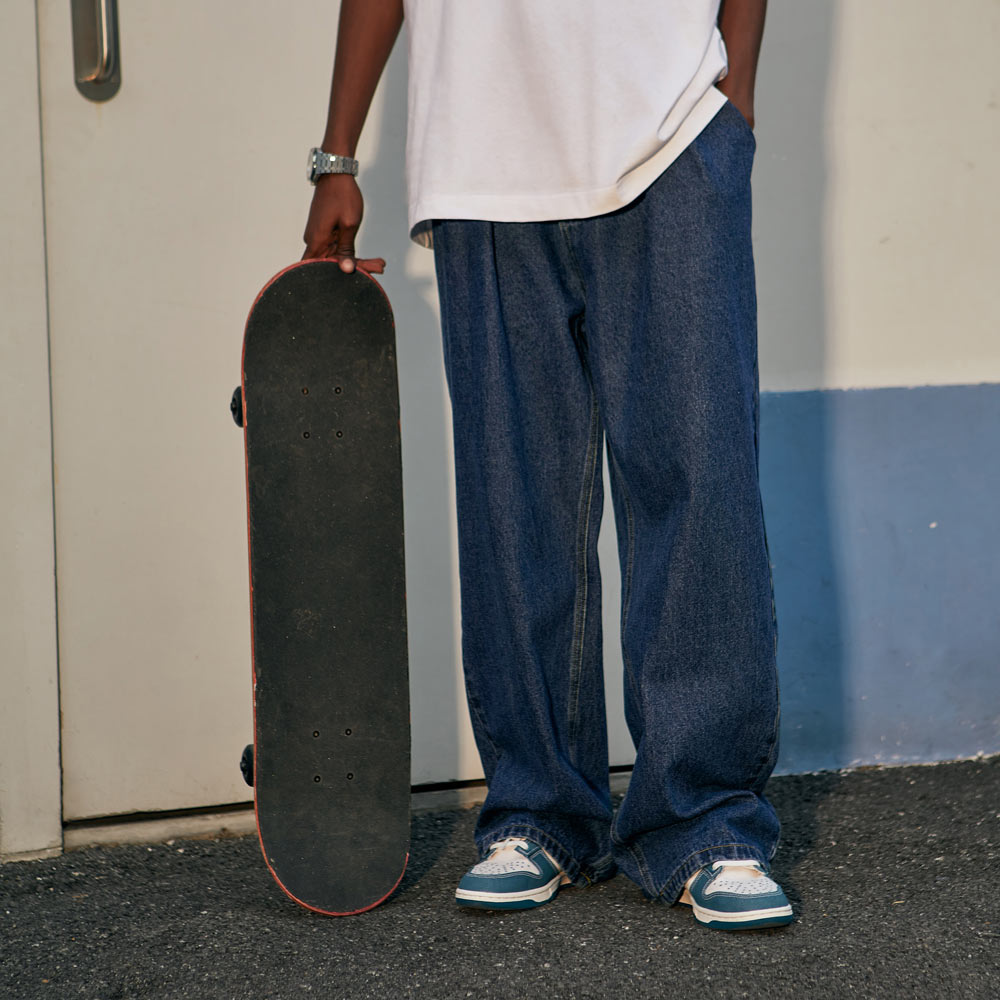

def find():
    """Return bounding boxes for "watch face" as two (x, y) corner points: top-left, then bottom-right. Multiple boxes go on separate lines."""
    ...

(307, 148), (319, 183)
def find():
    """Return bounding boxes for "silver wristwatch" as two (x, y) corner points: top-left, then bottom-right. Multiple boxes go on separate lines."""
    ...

(307, 148), (359, 184)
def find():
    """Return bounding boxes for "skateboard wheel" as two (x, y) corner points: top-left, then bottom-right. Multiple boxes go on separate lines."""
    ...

(230, 386), (244, 427)
(240, 743), (254, 787)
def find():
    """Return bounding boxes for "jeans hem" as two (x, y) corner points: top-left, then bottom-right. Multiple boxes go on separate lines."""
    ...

(654, 842), (771, 904)
(476, 823), (617, 887)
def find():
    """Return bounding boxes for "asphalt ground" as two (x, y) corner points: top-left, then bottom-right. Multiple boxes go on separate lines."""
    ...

(2, 756), (998, 1000)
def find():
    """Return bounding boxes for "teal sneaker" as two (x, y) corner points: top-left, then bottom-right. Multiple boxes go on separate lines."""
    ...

(455, 837), (569, 910)
(679, 860), (794, 930)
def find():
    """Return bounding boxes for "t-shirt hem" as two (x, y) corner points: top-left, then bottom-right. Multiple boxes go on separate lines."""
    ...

(408, 87), (728, 248)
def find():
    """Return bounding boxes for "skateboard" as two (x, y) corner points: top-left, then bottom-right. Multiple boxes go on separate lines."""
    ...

(234, 259), (410, 915)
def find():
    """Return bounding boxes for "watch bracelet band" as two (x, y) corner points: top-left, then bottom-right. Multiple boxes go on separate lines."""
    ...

(309, 147), (359, 182)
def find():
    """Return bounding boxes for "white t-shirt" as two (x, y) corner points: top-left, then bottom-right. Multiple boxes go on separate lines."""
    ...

(402, 0), (728, 245)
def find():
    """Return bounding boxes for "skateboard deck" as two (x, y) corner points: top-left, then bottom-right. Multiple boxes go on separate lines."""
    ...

(237, 260), (410, 914)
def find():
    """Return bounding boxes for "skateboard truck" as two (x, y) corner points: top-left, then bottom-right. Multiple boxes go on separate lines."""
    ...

(230, 386), (244, 427)
(240, 743), (254, 787)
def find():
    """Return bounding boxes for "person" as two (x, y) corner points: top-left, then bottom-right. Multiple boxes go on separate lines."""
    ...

(303, 0), (793, 931)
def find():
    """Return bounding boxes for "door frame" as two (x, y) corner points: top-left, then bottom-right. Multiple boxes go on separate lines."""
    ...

(0, 0), (63, 861)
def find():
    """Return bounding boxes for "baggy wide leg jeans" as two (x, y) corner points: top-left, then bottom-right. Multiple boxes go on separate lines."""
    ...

(431, 102), (781, 904)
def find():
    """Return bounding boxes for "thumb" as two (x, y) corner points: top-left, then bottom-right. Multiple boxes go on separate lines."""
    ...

(335, 225), (358, 273)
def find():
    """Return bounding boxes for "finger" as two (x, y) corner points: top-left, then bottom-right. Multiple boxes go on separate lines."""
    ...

(302, 228), (338, 261)
(301, 238), (327, 261)
(302, 215), (333, 259)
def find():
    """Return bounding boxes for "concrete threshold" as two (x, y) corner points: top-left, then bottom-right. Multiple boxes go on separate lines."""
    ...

(29, 771), (636, 857)
(56, 785), (490, 854)
(62, 808), (258, 852)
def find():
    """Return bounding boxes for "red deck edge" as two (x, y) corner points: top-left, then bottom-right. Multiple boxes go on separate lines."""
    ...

(260, 849), (410, 917)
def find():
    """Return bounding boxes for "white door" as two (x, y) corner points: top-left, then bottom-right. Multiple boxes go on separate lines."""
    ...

(35, 0), (468, 822)
(39, 0), (311, 819)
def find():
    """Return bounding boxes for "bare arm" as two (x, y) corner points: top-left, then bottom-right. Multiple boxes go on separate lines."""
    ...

(716, 0), (767, 129)
(301, 0), (404, 270)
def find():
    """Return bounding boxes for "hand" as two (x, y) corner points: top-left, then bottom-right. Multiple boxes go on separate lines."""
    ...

(717, 77), (755, 130)
(301, 173), (386, 274)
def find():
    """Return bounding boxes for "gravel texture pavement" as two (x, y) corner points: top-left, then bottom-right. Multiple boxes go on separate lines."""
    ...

(2, 756), (998, 999)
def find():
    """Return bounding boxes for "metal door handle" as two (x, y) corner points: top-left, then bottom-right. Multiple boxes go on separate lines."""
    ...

(71, 0), (121, 101)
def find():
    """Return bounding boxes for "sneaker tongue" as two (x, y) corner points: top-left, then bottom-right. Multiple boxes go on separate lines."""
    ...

(712, 860), (764, 879)
(492, 837), (529, 851)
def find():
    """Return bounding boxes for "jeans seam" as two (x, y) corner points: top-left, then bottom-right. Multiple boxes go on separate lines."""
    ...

(608, 444), (641, 706)
(567, 395), (602, 768)
(749, 360), (781, 797)
(625, 839), (657, 898)
(747, 529), (781, 798)
(557, 220), (587, 297)
(610, 816), (655, 894)
(465, 687), (501, 764)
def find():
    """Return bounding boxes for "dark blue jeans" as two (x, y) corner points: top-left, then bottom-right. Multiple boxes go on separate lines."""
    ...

(432, 102), (781, 904)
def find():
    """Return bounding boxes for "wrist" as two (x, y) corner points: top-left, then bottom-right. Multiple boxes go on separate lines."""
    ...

(308, 148), (359, 184)
(718, 69), (753, 96)
(717, 77), (754, 116)
(321, 132), (358, 159)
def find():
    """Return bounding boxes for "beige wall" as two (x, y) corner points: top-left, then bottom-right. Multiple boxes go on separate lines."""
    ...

(755, 0), (1000, 391)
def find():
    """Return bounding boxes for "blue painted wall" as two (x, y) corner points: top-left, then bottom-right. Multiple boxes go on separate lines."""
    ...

(761, 383), (1000, 773)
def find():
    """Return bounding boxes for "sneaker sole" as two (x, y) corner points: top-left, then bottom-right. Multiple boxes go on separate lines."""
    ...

(455, 874), (564, 910)
(680, 895), (794, 930)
